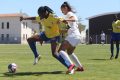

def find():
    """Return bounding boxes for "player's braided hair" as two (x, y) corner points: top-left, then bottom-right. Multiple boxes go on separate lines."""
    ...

(38, 6), (54, 19)
(38, 6), (53, 15)
(44, 6), (53, 13)
(113, 14), (119, 21)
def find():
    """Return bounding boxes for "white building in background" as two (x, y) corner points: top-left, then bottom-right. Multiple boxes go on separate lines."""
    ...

(0, 13), (40, 44)
(80, 31), (86, 44)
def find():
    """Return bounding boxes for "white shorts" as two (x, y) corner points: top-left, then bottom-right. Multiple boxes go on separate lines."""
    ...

(65, 35), (81, 47)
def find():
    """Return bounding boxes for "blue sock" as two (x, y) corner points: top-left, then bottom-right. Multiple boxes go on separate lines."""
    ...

(110, 41), (114, 56)
(28, 41), (39, 58)
(56, 55), (69, 68)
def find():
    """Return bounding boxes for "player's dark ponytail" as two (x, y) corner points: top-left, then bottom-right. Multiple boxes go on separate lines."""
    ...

(61, 1), (74, 12)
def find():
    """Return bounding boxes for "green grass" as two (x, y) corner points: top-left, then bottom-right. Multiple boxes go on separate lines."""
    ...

(0, 44), (120, 80)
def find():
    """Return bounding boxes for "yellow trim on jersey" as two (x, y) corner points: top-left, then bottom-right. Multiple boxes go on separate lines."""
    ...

(112, 20), (120, 33)
(36, 13), (61, 38)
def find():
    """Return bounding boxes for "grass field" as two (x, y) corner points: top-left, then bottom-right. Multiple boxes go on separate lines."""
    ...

(0, 44), (120, 80)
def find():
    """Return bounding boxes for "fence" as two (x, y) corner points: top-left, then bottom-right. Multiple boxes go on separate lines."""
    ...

(89, 35), (111, 44)
(0, 37), (21, 44)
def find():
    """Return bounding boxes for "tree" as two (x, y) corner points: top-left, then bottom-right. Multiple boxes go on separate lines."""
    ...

(78, 23), (86, 33)
(77, 17), (86, 33)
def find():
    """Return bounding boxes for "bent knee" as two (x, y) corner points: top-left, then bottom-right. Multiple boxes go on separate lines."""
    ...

(67, 52), (72, 55)
(27, 38), (31, 42)
(52, 53), (58, 58)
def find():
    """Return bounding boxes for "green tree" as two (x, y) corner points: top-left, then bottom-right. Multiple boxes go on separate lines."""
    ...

(78, 17), (86, 33)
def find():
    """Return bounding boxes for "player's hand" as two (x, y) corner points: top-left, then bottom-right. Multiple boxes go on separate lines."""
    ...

(62, 20), (68, 24)
(39, 41), (43, 46)
(57, 20), (60, 24)
(20, 17), (23, 21)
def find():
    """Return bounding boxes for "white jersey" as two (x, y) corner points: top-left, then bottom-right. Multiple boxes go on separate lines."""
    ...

(64, 12), (81, 47)
(64, 12), (81, 36)
(101, 33), (105, 40)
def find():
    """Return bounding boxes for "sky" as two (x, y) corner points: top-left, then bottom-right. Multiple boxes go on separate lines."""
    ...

(0, 0), (120, 28)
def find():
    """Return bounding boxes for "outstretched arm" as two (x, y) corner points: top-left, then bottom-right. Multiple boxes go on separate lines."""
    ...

(20, 16), (36, 21)
(65, 16), (76, 22)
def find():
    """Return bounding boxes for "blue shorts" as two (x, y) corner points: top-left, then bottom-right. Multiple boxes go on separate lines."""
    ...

(111, 32), (120, 42)
(39, 32), (60, 43)
(101, 40), (105, 42)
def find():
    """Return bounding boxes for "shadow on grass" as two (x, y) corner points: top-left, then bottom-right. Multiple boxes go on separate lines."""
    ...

(2, 71), (64, 77)
(90, 58), (110, 61)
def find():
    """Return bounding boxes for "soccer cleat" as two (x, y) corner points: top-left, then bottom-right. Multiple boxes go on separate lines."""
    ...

(115, 55), (118, 59)
(110, 55), (114, 60)
(66, 64), (75, 74)
(33, 55), (41, 65)
(66, 68), (75, 74)
(75, 67), (84, 72)
(68, 68), (75, 74)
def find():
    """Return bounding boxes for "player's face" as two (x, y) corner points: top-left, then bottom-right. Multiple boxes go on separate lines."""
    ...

(61, 7), (68, 15)
(38, 12), (45, 19)
(38, 11), (49, 19)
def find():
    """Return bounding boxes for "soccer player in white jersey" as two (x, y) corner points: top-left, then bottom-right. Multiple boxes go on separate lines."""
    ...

(100, 31), (106, 45)
(58, 2), (84, 74)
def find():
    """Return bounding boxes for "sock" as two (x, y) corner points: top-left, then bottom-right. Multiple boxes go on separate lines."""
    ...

(110, 42), (114, 56)
(116, 41), (119, 56)
(59, 50), (73, 67)
(28, 41), (39, 58)
(69, 53), (82, 68)
(55, 53), (69, 68)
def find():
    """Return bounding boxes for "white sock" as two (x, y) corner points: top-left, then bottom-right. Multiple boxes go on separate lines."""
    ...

(59, 50), (73, 67)
(69, 53), (82, 68)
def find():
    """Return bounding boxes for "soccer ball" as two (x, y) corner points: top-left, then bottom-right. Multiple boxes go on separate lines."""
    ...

(8, 63), (17, 73)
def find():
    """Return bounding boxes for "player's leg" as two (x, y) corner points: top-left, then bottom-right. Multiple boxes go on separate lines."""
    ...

(101, 40), (105, 45)
(115, 40), (119, 59)
(101, 40), (103, 44)
(50, 36), (72, 68)
(110, 40), (114, 59)
(103, 40), (105, 45)
(67, 47), (84, 72)
(115, 34), (120, 59)
(27, 33), (43, 65)
(27, 35), (40, 57)
(50, 41), (67, 66)
(50, 41), (59, 58)
(65, 35), (84, 71)
(58, 40), (75, 74)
